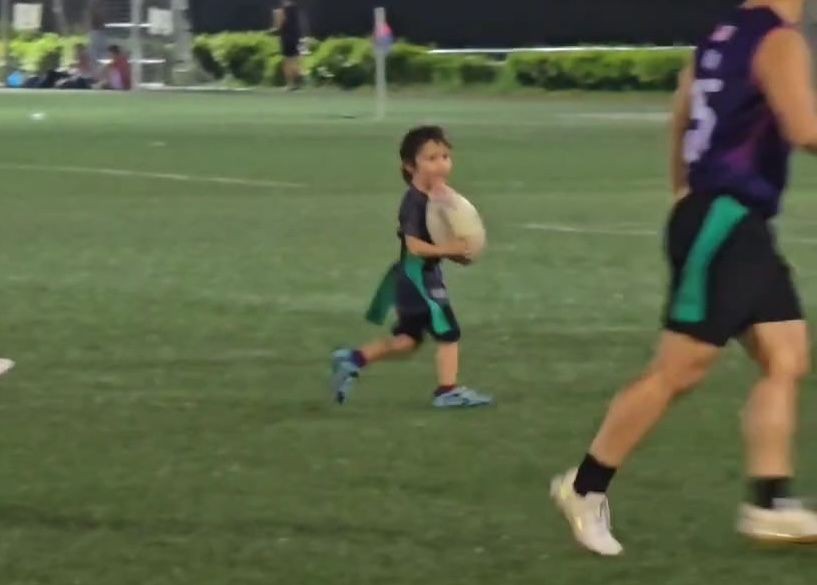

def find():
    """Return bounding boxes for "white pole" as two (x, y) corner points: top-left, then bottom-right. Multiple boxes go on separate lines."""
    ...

(374, 7), (388, 121)
(130, 0), (143, 87)
(1, 0), (10, 84)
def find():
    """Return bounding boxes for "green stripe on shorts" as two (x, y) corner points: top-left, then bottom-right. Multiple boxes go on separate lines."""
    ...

(671, 196), (749, 324)
(403, 255), (452, 335)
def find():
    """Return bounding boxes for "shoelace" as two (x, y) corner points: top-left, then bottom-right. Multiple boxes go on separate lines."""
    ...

(598, 497), (612, 529)
(584, 496), (613, 537)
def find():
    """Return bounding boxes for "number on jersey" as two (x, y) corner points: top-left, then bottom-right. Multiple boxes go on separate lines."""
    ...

(684, 79), (725, 163)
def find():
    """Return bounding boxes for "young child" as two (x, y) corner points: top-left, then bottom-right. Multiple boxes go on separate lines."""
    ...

(331, 126), (493, 409)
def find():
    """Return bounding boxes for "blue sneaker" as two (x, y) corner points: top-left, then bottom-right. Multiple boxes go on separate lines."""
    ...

(331, 349), (360, 404)
(432, 387), (493, 409)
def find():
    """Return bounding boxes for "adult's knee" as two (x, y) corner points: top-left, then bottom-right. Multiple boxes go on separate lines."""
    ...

(766, 349), (810, 382)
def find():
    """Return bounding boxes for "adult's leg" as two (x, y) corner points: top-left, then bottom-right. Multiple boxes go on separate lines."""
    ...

(741, 321), (809, 481)
(587, 331), (721, 470)
(551, 331), (721, 556)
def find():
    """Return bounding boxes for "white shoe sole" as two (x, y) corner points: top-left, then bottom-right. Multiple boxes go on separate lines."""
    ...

(0, 358), (15, 377)
(739, 530), (817, 545)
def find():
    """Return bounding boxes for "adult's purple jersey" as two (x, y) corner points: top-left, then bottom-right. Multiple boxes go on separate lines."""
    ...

(685, 7), (791, 218)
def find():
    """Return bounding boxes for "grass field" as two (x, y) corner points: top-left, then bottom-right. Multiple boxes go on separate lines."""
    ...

(1, 89), (817, 584)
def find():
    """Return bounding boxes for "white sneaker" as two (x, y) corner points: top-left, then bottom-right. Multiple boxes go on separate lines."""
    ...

(738, 500), (817, 544)
(550, 468), (624, 556)
(0, 358), (14, 378)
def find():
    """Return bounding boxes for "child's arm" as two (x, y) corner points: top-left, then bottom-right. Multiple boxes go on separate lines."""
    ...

(406, 235), (469, 259)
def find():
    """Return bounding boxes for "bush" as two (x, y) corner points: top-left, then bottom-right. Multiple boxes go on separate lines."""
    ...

(506, 53), (564, 88)
(309, 37), (373, 89)
(630, 50), (690, 90)
(193, 36), (225, 79)
(386, 42), (434, 84)
(507, 48), (690, 90)
(424, 54), (499, 86)
(193, 32), (279, 85)
(9, 33), (691, 92)
(458, 56), (500, 84)
(264, 55), (286, 87)
(220, 33), (279, 85)
(11, 34), (64, 73)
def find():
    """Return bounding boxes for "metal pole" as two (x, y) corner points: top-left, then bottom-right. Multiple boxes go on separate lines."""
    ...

(130, 0), (143, 87)
(374, 7), (388, 121)
(1, 0), (11, 84)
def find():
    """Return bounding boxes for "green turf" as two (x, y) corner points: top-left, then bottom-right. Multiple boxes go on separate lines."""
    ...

(1, 89), (817, 584)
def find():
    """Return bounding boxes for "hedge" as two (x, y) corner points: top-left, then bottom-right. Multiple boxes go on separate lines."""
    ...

(506, 49), (689, 90)
(4, 34), (85, 74)
(192, 34), (688, 90)
(6, 32), (691, 91)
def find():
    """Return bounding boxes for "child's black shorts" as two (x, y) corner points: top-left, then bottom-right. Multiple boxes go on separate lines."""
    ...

(663, 194), (803, 347)
(392, 305), (461, 344)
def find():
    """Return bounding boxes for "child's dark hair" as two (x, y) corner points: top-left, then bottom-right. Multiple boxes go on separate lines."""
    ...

(399, 125), (452, 184)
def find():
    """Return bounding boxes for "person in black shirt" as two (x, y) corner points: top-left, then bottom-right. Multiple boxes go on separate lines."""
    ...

(331, 126), (493, 409)
(272, 0), (303, 89)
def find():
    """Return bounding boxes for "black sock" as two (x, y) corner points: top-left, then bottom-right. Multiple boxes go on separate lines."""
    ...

(573, 454), (617, 496)
(751, 477), (792, 509)
(435, 385), (456, 397)
(351, 350), (367, 368)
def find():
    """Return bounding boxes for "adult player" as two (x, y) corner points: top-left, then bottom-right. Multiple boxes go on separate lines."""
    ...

(552, 0), (817, 555)
(272, 0), (304, 90)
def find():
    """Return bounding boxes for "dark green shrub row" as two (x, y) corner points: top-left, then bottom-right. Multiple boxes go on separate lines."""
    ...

(6, 34), (85, 73)
(6, 32), (690, 91)
(193, 34), (688, 90)
(193, 34), (508, 88)
(506, 49), (690, 90)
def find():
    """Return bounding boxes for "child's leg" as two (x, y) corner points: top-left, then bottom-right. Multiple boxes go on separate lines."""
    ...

(358, 334), (417, 366)
(435, 342), (459, 388)
(429, 307), (493, 408)
(331, 313), (423, 404)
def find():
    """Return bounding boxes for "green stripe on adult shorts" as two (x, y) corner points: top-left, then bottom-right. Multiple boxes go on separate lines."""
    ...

(403, 255), (452, 335)
(671, 196), (749, 324)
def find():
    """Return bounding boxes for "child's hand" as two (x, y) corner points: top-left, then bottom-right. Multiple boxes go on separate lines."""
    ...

(443, 238), (471, 258)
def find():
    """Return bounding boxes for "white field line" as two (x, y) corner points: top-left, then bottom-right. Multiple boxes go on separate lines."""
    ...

(524, 223), (658, 237)
(0, 162), (305, 190)
(523, 222), (817, 246)
(559, 112), (668, 123)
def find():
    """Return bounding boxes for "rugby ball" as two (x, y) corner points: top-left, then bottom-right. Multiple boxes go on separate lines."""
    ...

(426, 189), (487, 262)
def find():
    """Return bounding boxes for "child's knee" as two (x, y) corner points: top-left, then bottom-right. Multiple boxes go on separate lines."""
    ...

(392, 334), (420, 353)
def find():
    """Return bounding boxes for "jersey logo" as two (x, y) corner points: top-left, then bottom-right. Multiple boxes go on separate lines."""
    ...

(710, 25), (737, 42)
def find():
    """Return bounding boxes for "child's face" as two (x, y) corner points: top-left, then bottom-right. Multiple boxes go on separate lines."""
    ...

(410, 140), (452, 189)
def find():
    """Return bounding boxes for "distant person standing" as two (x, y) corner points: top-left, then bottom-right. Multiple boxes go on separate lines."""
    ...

(272, 0), (303, 90)
(88, 0), (107, 76)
